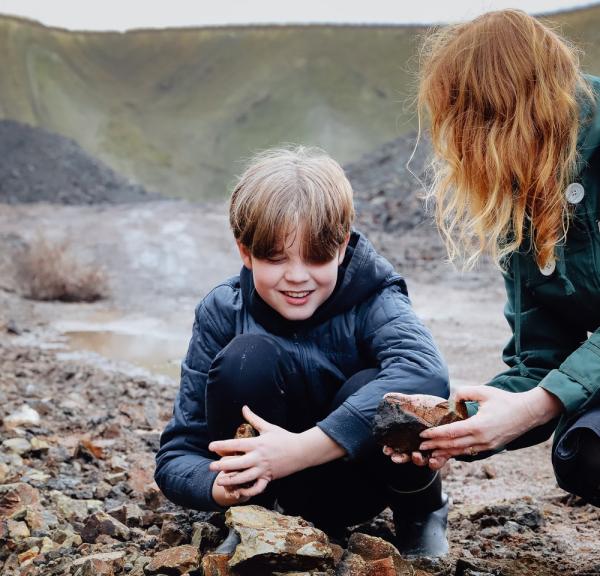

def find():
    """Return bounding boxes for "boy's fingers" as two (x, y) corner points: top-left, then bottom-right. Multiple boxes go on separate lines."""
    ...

(209, 438), (254, 455)
(428, 456), (448, 470)
(242, 405), (273, 432)
(238, 478), (269, 499)
(390, 453), (410, 464)
(209, 453), (256, 472)
(411, 451), (429, 466)
(218, 468), (260, 487)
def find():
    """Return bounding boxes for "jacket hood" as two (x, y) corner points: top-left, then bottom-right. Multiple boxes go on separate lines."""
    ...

(240, 229), (406, 334)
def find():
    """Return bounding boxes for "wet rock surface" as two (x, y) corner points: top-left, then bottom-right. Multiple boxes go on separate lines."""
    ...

(373, 394), (467, 453)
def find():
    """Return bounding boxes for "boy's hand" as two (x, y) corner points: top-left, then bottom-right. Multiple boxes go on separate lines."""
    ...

(382, 444), (449, 470)
(208, 406), (304, 492)
(212, 467), (255, 506)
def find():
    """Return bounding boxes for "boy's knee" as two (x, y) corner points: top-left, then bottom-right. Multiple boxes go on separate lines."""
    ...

(212, 333), (284, 378)
(207, 334), (293, 401)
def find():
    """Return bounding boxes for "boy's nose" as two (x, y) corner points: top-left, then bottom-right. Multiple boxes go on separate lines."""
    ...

(283, 263), (310, 283)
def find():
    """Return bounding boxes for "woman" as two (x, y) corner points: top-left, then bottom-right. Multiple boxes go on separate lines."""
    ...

(387, 9), (600, 505)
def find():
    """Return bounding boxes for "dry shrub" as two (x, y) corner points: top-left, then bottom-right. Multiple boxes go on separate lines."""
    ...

(16, 235), (108, 302)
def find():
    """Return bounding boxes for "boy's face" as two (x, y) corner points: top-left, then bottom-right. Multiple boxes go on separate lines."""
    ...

(237, 231), (349, 321)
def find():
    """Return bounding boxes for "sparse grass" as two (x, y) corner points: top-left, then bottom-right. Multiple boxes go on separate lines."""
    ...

(16, 235), (108, 302)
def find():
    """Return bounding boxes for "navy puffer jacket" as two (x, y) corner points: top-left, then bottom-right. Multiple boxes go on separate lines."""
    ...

(155, 230), (449, 510)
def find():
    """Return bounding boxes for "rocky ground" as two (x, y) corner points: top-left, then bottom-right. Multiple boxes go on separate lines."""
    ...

(2, 324), (600, 576)
(1, 124), (599, 574)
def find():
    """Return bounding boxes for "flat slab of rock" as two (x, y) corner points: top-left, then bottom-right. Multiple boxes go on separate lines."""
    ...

(336, 533), (412, 576)
(373, 394), (467, 453)
(226, 505), (335, 574)
(144, 545), (199, 575)
(81, 511), (130, 543)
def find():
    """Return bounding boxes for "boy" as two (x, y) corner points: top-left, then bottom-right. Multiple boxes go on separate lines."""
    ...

(155, 146), (450, 557)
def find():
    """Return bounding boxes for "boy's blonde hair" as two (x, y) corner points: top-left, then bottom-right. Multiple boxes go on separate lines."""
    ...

(229, 146), (355, 262)
(417, 9), (593, 269)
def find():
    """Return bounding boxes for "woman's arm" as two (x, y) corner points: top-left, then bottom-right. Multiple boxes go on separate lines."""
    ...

(405, 258), (592, 468)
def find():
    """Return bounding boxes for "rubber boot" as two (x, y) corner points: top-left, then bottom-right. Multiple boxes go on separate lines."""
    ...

(388, 472), (449, 558)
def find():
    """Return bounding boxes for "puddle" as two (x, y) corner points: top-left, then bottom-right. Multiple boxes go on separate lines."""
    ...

(65, 330), (185, 379)
(55, 312), (191, 380)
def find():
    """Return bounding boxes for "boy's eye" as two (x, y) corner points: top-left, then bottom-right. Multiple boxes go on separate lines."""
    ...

(266, 255), (285, 263)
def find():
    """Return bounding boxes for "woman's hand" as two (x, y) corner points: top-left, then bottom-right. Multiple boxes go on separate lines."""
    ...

(208, 406), (304, 499)
(418, 385), (563, 461)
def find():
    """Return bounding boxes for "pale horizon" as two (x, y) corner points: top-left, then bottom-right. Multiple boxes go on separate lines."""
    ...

(0, 0), (597, 32)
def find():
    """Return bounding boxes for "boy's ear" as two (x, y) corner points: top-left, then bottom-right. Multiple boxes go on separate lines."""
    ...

(337, 233), (351, 265)
(236, 241), (253, 269)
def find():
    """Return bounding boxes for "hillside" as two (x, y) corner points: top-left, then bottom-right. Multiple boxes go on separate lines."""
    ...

(0, 6), (599, 201)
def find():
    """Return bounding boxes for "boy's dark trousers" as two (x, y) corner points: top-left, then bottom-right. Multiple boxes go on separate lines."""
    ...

(205, 333), (445, 532)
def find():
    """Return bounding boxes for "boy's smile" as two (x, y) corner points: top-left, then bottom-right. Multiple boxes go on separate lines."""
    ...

(237, 230), (349, 321)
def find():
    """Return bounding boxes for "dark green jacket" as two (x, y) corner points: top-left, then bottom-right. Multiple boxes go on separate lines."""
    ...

(476, 74), (600, 451)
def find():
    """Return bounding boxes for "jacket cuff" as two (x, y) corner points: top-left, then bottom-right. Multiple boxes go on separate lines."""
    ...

(539, 369), (589, 415)
(539, 331), (600, 414)
(317, 402), (374, 460)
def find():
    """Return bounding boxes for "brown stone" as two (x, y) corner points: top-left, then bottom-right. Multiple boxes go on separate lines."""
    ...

(18, 547), (39, 567)
(107, 503), (144, 527)
(234, 423), (257, 439)
(343, 533), (412, 576)
(81, 511), (130, 543)
(366, 557), (397, 576)
(159, 520), (188, 546)
(335, 552), (366, 576)
(191, 521), (221, 552)
(0, 483), (40, 520)
(330, 543), (344, 565)
(201, 552), (232, 576)
(79, 558), (114, 576)
(7, 519), (30, 539)
(143, 483), (166, 510)
(373, 394), (467, 453)
(75, 437), (111, 460)
(71, 551), (126, 574)
(144, 545), (199, 575)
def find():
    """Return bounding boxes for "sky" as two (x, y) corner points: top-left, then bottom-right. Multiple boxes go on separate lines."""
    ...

(0, 0), (597, 31)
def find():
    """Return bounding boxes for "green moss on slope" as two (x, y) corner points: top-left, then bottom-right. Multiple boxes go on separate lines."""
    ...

(0, 9), (599, 200)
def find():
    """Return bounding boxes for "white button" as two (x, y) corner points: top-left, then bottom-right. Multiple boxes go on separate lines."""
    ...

(565, 183), (585, 204)
(539, 259), (556, 276)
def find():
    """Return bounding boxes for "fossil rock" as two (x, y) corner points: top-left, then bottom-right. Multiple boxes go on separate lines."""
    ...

(373, 394), (467, 453)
